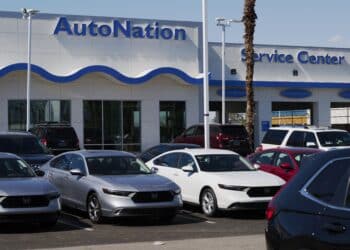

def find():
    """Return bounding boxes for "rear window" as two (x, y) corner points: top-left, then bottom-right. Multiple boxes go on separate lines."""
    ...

(47, 127), (77, 139)
(262, 130), (288, 145)
(0, 136), (47, 154)
(317, 131), (350, 147)
(220, 125), (248, 137)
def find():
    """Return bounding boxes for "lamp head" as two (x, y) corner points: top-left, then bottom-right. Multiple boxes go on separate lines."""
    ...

(21, 8), (39, 19)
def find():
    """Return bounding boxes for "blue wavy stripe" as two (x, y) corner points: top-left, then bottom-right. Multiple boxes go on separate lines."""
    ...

(0, 63), (203, 85)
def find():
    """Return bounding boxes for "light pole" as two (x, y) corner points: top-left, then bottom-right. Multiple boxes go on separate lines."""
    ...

(202, 0), (210, 148)
(216, 18), (241, 124)
(22, 8), (39, 131)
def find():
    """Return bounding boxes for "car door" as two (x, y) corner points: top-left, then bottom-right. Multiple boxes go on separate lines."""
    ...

(274, 152), (297, 181)
(176, 153), (202, 203)
(305, 158), (350, 250)
(152, 153), (181, 184)
(65, 153), (89, 209)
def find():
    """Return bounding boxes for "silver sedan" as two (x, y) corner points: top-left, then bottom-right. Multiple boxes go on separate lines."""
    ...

(0, 153), (60, 227)
(40, 150), (182, 223)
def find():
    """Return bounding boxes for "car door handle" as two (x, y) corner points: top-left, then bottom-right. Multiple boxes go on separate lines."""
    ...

(323, 223), (347, 233)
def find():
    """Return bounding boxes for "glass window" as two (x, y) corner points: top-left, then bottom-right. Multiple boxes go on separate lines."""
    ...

(286, 131), (305, 147)
(86, 156), (151, 175)
(262, 130), (288, 145)
(255, 152), (275, 165)
(0, 136), (48, 154)
(275, 153), (293, 167)
(103, 101), (122, 150)
(0, 158), (35, 178)
(304, 132), (318, 148)
(8, 100), (71, 131)
(123, 101), (141, 152)
(159, 101), (186, 143)
(307, 159), (350, 206)
(50, 155), (70, 171)
(154, 153), (180, 168)
(184, 126), (196, 136)
(68, 154), (86, 173)
(317, 131), (350, 147)
(178, 153), (195, 169)
(195, 126), (204, 136)
(84, 101), (102, 149)
(195, 154), (255, 172)
(210, 125), (220, 135)
(293, 153), (315, 167)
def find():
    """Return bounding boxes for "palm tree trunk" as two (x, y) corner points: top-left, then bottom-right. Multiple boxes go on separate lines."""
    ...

(243, 0), (257, 152)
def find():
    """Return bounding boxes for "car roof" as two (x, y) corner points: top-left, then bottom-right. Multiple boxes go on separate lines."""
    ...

(158, 143), (200, 148)
(0, 152), (20, 159)
(164, 148), (238, 156)
(267, 126), (346, 132)
(0, 131), (34, 137)
(265, 147), (322, 154)
(73, 150), (135, 158)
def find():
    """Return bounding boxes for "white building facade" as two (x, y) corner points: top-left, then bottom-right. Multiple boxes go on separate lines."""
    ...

(0, 11), (349, 150)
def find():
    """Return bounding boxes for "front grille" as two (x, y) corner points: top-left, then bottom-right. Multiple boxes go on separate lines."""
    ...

(1, 196), (50, 208)
(132, 191), (174, 203)
(247, 186), (281, 198)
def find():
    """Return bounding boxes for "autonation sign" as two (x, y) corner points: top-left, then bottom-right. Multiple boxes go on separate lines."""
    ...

(53, 17), (187, 41)
(241, 49), (345, 65)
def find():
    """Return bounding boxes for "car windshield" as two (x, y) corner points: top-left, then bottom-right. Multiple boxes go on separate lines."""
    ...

(47, 127), (77, 140)
(0, 158), (36, 178)
(86, 156), (152, 175)
(195, 154), (255, 172)
(0, 136), (48, 154)
(317, 131), (350, 147)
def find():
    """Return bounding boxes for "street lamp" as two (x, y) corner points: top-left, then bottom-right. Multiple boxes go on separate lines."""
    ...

(216, 17), (241, 124)
(22, 8), (39, 131)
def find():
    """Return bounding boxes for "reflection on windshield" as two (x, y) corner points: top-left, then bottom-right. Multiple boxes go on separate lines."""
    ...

(0, 159), (36, 178)
(317, 132), (350, 147)
(195, 154), (255, 172)
(87, 156), (152, 175)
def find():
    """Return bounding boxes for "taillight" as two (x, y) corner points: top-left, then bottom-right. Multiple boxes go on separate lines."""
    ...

(40, 138), (47, 146)
(265, 205), (275, 221)
(255, 145), (263, 152)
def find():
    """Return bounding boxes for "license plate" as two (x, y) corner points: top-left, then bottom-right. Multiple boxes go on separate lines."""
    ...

(232, 140), (240, 146)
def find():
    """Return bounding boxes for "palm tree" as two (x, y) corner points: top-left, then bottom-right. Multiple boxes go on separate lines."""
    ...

(243, 0), (257, 151)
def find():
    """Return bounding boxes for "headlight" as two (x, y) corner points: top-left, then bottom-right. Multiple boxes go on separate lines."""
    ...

(102, 188), (134, 197)
(46, 192), (60, 200)
(218, 184), (247, 191)
(171, 188), (181, 195)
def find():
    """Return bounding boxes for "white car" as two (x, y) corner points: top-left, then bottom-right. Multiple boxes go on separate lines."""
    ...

(146, 148), (285, 216)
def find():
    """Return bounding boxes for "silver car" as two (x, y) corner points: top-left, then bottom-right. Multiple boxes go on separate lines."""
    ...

(41, 150), (182, 223)
(0, 153), (60, 227)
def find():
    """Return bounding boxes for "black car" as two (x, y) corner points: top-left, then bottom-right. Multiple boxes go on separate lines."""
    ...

(265, 148), (350, 250)
(138, 143), (200, 163)
(0, 132), (53, 168)
(29, 122), (80, 155)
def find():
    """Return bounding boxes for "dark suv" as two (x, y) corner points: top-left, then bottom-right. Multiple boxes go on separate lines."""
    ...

(29, 122), (80, 155)
(0, 132), (53, 168)
(172, 123), (251, 156)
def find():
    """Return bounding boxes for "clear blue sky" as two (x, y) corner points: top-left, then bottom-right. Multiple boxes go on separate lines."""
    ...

(2, 0), (350, 48)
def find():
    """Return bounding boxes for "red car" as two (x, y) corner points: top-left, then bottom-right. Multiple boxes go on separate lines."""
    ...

(247, 147), (322, 181)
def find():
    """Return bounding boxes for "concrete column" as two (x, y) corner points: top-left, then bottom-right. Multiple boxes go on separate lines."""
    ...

(71, 99), (83, 148)
(141, 100), (159, 151)
(186, 98), (199, 127)
(255, 100), (272, 148)
(313, 101), (331, 127)
(0, 98), (7, 131)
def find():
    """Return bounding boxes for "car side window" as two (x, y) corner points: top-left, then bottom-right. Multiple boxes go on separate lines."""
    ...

(68, 154), (86, 173)
(286, 131), (305, 147)
(184, 127), (196, 136)
(195, 126), (204, 136)
(50, 155), (70, 171)
(304, 132), (318, 148)
(307, 159), (350, 207)
(275, 153), (293, 167)
(178, 153), (196, 170)
(154, 153), (180, 168)
(255, 152), (275, 165)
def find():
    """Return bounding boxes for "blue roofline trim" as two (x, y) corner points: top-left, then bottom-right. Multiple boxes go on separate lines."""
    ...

(210, 80), (350, 89)
(0, 63), (203, 85)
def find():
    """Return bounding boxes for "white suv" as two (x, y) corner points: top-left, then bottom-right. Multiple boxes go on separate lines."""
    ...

(257, 126), (350, 152)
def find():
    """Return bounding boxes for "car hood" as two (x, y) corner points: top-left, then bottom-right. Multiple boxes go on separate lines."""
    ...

(93, 174), (178, 191)
(207, 170), (285, 187)
(0, 178), (57, 196)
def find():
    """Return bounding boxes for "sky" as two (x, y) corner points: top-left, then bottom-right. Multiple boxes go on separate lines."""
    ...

(1, 0), (350, 48)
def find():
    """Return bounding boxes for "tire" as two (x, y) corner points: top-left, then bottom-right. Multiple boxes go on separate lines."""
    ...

(200, 188), (219, 217)
(87, 193), (104, 224)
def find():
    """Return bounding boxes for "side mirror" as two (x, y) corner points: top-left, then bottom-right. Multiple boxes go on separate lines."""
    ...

(253, 163), (261, 170)
(280, 162), (293, 170)
(181, 164), (195, 173)
(151, 167), (158, 173)
(70, 168), (83, 176)
(35, 169), (45, 177)
(306, 141), (317, 148)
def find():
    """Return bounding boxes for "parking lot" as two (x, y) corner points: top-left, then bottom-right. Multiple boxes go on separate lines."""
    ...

(0, 205), (266, 250)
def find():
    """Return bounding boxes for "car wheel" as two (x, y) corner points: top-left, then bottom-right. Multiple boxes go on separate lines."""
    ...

(87, 193), (103, 224)
(201, 188), (218, 217)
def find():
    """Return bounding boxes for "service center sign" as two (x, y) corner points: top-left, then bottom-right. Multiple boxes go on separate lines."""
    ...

(53, 17), (187, 41)
(241, 49), (345, 65)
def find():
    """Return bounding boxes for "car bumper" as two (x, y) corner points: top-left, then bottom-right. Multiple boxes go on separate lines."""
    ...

(99, 193), (183, 218)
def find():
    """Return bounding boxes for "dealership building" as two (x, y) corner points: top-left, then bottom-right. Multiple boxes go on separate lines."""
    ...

(1, 11), (350, 151)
